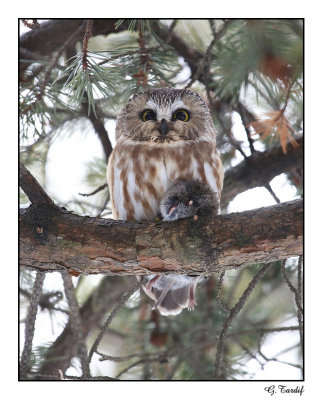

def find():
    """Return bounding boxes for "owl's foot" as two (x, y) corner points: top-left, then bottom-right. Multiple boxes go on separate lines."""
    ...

(145, 275), (161, 291)
(187, 283), (197, 310)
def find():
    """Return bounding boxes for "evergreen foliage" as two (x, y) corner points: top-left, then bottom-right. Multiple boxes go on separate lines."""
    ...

(19, 19), (303, 381)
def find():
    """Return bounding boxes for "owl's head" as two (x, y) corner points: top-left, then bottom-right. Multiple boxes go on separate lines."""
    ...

(116, 88), (216, 143)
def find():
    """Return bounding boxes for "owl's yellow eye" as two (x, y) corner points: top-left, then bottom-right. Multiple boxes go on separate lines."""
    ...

(142, 109), (156, 122)
(173, 109), (190, 122)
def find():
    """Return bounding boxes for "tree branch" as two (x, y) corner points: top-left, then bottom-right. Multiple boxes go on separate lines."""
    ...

(37, 276), (136, 379)
(221, 136), (303, 207)
(61, 272), (91, 379)
(19, 197), (303, 275)
(20, 19), (129, 73)
(20, 271), (46, 379)
(214, 262), (274, 379)
(82, 95), (113, 161)
(19, 163), (54, 206)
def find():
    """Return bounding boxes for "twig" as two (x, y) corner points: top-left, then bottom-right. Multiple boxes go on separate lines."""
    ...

(79, 184), (108, 197)
(28, 371), (116, 380)
(82, 94), (113, 161)
(114, 340), (215, 379)
(247, 76), (280, 109)
(207, 92), (248, 159)
(21, 24), (85, 115)
(265, 183), (281, 203)
(231, 336), (265, 369)
(186, 20), (231, 89)
(96, 192), (110, 217)
(258, 348), (302, 370)
(20, 271), (46, 379)
(135, 20), (150, 88)
(215, 271), (229, 312)
(38, 24), (85, 101)
(185, 34), (215, 89)
(21, 19), (40, 30)
(227, 325), (300, 337)
(82, 20), (93, 70)
(96, 350), (143, 362)
(235, 102), (256, 154)
(297, 256), (303, 303)
(88, 281), (142, 364)
(164, 20), (178, 44)
(281, 78), (295, 114)
(61, 272), (91, 379)
(214, 262), (274, 379)
(296, 256), (304, 356)
(281, 261), (303, 315)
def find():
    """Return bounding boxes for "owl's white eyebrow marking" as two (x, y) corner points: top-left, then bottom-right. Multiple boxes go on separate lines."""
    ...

(170, 99), (186, 111)
(146, 99), (158, 111)
(145, 99), (187, 121)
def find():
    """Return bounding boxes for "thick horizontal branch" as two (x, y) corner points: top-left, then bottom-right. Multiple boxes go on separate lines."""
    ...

(221, 137), (303, 207)
(19, 199), (303, 275)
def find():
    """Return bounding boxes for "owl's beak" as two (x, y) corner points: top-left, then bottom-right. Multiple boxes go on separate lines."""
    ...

(159, 119), (169, 136)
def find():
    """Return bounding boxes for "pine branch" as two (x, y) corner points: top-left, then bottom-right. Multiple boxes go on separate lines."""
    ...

(264, 183), (281, 203)
(281, 259), (304, 357)
(36, 24), (84, 102)
(88, 280), (142, 364)
(20, 164), (303, 275)
(79, 184), (108, 197)
(20, 19), (129, 73)
(20, 271), (46, 379)
(19, 163), (53, 206)
(82, 20), (93, 70)
(36, 276), (136, 379)
(82, 95), (113, 161)
(20, 196), (303, 275)
(214, 262), (274, 379)
(61, 272), (91, 379)
(221, 136), (303, 207)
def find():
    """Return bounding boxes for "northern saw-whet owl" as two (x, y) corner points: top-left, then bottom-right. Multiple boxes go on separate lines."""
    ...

(107, 88), (224, 316)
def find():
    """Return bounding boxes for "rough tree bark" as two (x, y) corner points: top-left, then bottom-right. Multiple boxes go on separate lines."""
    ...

(221, 137), (303, 207)
(20, 162), (303, 275)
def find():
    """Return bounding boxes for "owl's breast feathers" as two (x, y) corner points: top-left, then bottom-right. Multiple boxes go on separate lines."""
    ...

(107, 139), (223, 221)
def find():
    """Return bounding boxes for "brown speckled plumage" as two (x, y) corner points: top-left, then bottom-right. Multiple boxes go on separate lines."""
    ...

(107, 88), (224, 315)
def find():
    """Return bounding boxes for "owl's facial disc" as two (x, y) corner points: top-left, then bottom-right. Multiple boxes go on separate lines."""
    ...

(120, 88), (211, 143)
(140, 108), (191, 142)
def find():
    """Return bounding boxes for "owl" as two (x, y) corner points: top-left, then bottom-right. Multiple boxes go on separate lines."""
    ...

(107, 88), (224, 315)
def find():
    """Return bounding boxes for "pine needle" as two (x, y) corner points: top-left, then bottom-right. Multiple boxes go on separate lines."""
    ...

(249, 110), (299, 154)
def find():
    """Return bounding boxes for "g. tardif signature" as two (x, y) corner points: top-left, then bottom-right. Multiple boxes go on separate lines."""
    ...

(264, 385), (305, 396)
